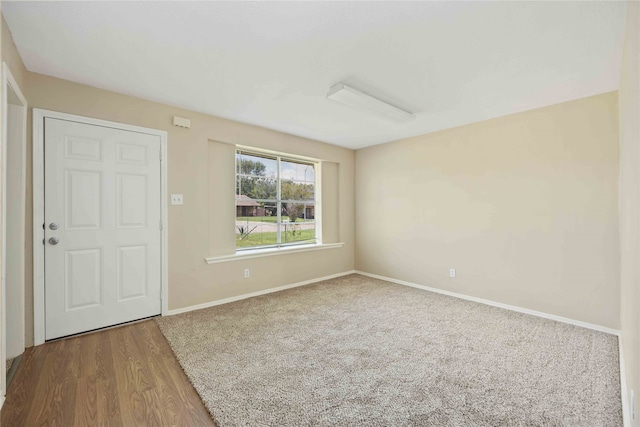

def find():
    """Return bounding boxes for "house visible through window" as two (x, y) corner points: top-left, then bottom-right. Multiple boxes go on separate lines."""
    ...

(235, 149), (317, 250)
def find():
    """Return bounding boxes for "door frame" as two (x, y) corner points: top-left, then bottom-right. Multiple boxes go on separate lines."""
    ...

(1, 63), (28, 408)
(32, 109), (169, 346)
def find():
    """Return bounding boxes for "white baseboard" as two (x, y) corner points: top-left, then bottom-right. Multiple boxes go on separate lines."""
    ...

(355, 270), (620, 336)
(166, 270), (357, 316)
(620, 335), (631, 426)
(0, 395), (4, 411)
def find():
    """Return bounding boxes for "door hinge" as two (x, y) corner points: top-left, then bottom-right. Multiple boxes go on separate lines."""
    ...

(159, 220), (163, 231)
(159, 150), (162, 161)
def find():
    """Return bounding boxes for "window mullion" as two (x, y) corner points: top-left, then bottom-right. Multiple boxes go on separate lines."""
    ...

(236, 151), (240, 196)
(276, 156), (281, 245)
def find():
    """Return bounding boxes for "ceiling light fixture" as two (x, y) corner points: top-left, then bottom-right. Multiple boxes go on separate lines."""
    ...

(327, 82), (415, 122)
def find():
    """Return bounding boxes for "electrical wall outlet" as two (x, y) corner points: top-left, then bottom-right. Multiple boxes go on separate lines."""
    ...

(171, 194), (183, 205)
(449, 268), (456, 278)
(244, 268), (250, 279)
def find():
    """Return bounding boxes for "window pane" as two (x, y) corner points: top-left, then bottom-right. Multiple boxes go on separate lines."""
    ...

(280, 221), (316, 246)
(236, 202), (278, 249)
(236, 176), (277, 200)
(281, 180), (314, 202)
(282, 201), (315, 223)
(280, 160), (314, 183)
(236, 152), (277, 179)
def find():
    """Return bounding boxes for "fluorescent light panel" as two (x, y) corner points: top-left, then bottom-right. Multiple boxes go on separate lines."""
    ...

(327, 83), (415, 122)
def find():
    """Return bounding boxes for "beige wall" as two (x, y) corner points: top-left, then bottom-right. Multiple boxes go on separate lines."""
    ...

(356, 93), (620, 329)
(22, 74), (355, 347)
(619, 1), (640, 423)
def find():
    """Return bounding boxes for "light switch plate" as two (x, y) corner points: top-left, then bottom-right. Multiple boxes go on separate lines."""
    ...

(171, 194), (184, 205)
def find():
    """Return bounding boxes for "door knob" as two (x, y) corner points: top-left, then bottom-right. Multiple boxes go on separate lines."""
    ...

(48, 237), (59, 245)
(49, 223), (59, 230)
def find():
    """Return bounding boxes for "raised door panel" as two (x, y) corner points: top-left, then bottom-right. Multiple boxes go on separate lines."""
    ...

(64, 136), (102, 161)
(117, 245), (148, 302)
(117, 174), (147, 228)
(65, 169), (102, 230)
(116, 142), (147, 166)
(65, 248), (103, 311)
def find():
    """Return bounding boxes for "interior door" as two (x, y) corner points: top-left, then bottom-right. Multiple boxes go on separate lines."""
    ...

(44, 117), (162, 340)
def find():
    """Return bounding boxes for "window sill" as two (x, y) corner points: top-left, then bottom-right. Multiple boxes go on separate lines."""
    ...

(205, 242), (345, 264)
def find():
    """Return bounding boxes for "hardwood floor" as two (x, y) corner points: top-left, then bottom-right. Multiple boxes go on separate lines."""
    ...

(1, 320), (215, 426)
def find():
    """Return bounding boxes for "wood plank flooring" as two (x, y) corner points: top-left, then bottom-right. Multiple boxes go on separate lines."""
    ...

(1, 320), (216, 426)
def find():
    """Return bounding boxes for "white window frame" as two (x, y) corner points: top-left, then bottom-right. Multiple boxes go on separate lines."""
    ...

(235, 146), (321, 252)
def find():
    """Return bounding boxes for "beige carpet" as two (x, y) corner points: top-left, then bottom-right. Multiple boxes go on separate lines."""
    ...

(157, 274), (622, 426)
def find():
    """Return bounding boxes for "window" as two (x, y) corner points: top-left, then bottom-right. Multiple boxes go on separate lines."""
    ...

(235, 149), (317, 250)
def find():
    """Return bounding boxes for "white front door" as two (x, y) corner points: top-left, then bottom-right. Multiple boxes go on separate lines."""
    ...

(44, 117), (162, 340)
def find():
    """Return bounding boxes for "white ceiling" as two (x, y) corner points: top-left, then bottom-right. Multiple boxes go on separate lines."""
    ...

(2, 1), (627, 149)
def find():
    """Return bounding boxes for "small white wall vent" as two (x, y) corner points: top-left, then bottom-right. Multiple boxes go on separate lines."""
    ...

(173, 116), (191, 128)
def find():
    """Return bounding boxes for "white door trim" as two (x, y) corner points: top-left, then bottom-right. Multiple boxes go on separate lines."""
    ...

(32, 109), (169, 346)
(1, 63), (28, 409)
